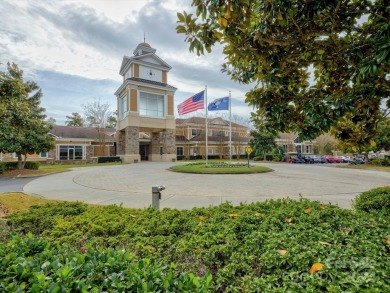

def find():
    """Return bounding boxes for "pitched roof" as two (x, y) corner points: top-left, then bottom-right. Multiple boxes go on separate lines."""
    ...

(189, 134), (250, 143)
(50, 125), (115, 140)
(176, 116), (248, 128)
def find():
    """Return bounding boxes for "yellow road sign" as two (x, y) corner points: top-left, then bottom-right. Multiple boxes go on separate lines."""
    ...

(245, 145), (252, 155)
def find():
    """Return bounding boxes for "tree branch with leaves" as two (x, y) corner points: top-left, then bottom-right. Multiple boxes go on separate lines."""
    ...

(177, 0), (389, 142)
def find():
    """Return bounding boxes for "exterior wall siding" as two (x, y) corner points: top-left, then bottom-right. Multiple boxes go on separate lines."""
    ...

(130, 89), (137, 112)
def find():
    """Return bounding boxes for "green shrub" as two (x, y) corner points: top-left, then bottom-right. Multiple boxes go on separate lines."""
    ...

(0, 235), (213, 292)
(368, 158), (390, 166)
(97, 156), (122, 163)
(382, 158), (390, 166)
(24, 161), (40, 170)
(354, 186), (390, 213)
(253, 156), (263, 161)
(265, 154), (273, 161)
(7, 199), (389, 292)
(6, 202), (88, 235)
(369, 158), (383, 166)
(273, 155), (282, 162)
(4, 162), (17, 171)
(0, 163), (5, 174)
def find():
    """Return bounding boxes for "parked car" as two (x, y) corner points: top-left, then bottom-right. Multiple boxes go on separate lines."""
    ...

(350, 158), (365, 165)
(301, 156), (314, 164)
(292, 156), (306, 164)
(311, 155), (325, 163)
(332, 156), (342, 163)
(335, 156), (350, 163)
(325, 155), (335, 163)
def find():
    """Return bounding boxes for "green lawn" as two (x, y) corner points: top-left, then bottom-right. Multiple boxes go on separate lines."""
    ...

(0, 193), (63, 215)
(40, 162), (122, 170)
(170, 161), (272, 174)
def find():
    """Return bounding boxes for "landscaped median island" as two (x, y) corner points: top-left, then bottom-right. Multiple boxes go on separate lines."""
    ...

(169, 161), (272, 174)
(0, 187), (389, 292)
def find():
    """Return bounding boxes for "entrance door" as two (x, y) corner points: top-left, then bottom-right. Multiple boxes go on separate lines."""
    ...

(69, 148), (75, 160)
(140, 144), (148, 161)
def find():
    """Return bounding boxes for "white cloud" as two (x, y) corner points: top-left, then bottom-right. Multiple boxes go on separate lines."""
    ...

(0, 0), (255, 124)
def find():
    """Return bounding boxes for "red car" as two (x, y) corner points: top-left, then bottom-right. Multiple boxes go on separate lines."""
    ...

(325, 156), (335, 163)
(332, 157), (342, 163)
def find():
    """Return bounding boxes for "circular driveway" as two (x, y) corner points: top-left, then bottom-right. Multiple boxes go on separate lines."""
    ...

(23, 162), (390, 209)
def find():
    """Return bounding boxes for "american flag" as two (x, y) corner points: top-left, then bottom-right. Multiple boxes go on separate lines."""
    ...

(177, 91), (205, 115)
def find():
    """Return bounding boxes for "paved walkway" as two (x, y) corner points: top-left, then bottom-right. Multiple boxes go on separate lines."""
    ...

(23, 162), (390, 209)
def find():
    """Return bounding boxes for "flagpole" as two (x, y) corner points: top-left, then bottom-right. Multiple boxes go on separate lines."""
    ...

(229, 91), (232, 162)
(205, 86), (208, 165)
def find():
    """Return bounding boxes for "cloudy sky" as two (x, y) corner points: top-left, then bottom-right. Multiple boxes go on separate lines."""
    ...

(0, 0), (255, 125)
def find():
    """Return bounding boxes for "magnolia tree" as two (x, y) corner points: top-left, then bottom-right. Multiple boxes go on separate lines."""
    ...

(177, 0), (389, 143)
(0, 63), (54, 169)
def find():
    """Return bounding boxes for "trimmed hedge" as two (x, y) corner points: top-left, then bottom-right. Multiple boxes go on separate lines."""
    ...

(97, 156), (122, 163)
(24, 161), (40, 170)
(4, 162), (17, 171)
(354, 186), (390, 213)
(0, 161), (40, 171)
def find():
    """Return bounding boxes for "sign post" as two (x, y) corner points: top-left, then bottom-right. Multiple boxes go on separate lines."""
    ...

(245, 145), (252, 168)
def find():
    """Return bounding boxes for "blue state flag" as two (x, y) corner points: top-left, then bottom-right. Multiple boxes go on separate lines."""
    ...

(208, 97), (229, 111)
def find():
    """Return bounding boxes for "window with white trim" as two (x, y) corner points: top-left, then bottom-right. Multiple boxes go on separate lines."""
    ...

(192, 128), (202, 136)
(139, 91), (164, 117)
(177, 147), (184, 156)
(40, 152), (48, 158)
(212, 130), (225, 137)
(119, 95), (127, 119)
(58, 145), (84, 160)
(306, 145), (312, 154)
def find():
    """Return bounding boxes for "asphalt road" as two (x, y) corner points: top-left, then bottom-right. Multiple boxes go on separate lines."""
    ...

(20, 162), (390, 210)
(0, 176), (36, 192)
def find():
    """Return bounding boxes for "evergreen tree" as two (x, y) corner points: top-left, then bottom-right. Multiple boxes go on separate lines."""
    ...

(0, 62), (54, 169)
(65, 112), (84, 127)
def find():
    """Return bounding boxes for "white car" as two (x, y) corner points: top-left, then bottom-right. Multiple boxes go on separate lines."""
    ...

(335, 156), (350, 163)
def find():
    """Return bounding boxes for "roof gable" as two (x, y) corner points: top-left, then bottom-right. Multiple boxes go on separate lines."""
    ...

(120, 42), (171, 75)
(209, 117), (229, 126)
(50, 126), (115, 140)
(176, 116), (248, 129)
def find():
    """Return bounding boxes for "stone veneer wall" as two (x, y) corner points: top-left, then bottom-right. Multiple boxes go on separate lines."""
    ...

(125, 126), (139, 155)
(151, 132), (161, 154)
(117, 130), (126, 155)
(86, 145), (94, 159)
(109, 145), (115, 156)
(162, 129), (176, 155)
